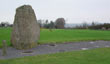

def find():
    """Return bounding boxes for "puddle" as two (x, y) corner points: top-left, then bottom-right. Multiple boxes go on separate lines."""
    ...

(81, 48), (88, 50)
(90, 42), (95, 44)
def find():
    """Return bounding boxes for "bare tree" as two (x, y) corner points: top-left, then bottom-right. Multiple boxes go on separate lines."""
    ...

(44, 19), (49, 28)
(82, 22), (88, 29)
(49, 21), (55, 29)
(37, 19), (43, 28)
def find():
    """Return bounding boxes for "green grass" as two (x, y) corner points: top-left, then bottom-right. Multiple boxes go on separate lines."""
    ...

(0, 48), (110, 64)
(0, 27), (12, 47)
(0, 28), (110, 63)
(0, 27), (110, 47)
(39, 29), (110, 44)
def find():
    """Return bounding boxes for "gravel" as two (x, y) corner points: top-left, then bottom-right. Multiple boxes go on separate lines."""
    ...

(0, 40), (110, 59)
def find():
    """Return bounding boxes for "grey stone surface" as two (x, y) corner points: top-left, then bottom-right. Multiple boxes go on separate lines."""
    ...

(11, 5), (40, 49)
(0, 41), (110, 59)
(2, 40), (7, 56)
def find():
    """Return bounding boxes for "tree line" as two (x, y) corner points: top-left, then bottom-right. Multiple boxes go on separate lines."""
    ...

(73, 22), (110, 30)
(38, 18), (65, 29)
(0, 18), (110, 30)
(0, 18), (66, 29)
(0, 22), (12, 27)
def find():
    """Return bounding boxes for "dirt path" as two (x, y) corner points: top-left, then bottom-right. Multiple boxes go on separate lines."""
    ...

(0, 41), (110, 59)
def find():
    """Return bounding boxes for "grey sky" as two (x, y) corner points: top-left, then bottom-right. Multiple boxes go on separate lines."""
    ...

(0, 0), (110, 24)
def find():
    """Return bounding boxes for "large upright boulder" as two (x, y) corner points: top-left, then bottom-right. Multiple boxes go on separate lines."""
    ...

(11, 5), (40, 49)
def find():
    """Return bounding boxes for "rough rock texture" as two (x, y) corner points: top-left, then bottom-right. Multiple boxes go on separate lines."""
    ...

(11, 5), (40, 49)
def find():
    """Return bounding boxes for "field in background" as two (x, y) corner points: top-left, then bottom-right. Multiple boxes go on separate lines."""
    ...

(0, 27), (110, 47)
(0, 48), (110, 64)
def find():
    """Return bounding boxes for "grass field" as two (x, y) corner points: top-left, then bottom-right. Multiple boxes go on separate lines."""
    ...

(0, 27), (110, 63)
(0, 48), (110, 64)
(0, 27), (110, 47)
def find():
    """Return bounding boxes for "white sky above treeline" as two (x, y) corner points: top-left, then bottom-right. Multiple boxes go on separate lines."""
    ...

(0, 0), (110, 24)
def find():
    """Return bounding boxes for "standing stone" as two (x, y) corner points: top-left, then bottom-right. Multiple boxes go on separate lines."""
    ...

(11, 5), (40, 49)
(2, 40), (7, 56)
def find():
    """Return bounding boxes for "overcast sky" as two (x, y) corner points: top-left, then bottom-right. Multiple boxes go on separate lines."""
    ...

(0, 0), (110, 24)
